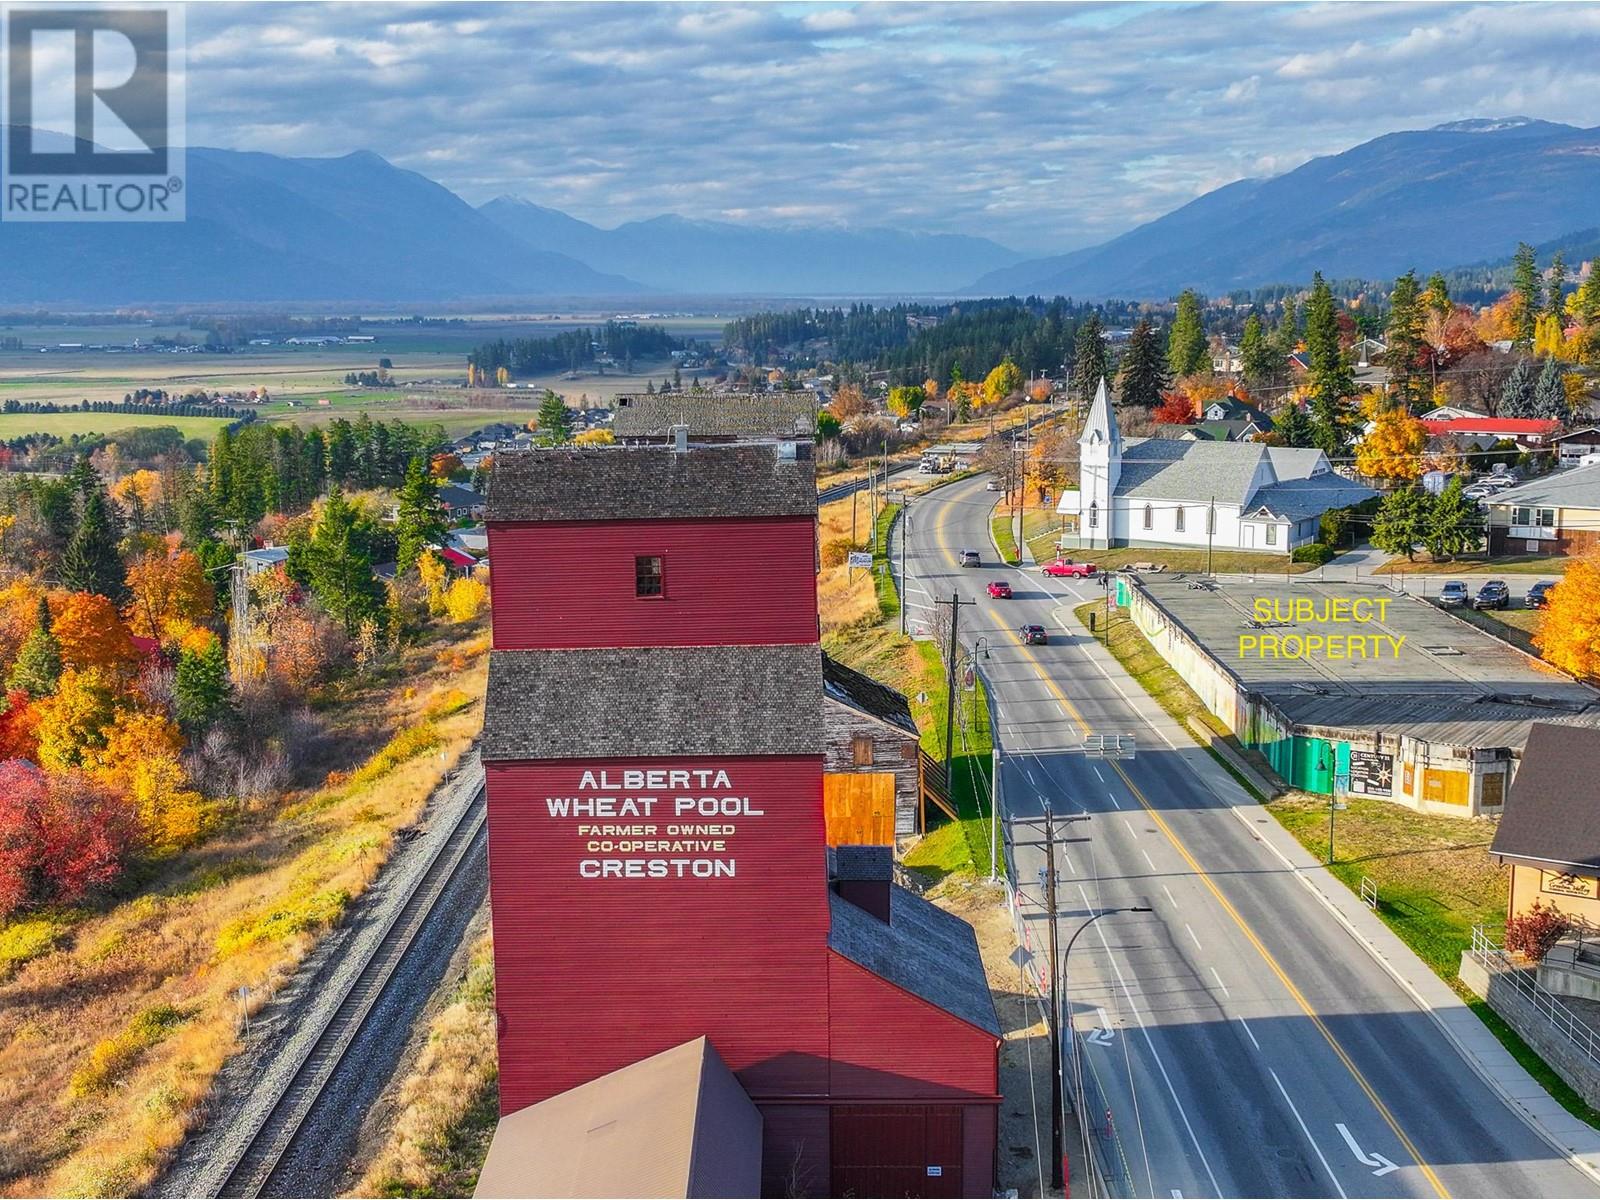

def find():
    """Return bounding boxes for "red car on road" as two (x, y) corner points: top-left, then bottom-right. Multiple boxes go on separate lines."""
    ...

(1042, 559), (1097, 579)
(987, 580), (1013, 599)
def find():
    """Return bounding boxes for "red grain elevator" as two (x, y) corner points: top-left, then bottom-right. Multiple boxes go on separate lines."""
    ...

(483, 440), (1000, 1198)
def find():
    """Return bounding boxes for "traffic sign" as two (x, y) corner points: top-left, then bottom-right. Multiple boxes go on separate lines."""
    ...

(847, 551), (873, 569)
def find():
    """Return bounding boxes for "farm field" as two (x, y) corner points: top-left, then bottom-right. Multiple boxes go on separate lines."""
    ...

(0, 412), (232, 440)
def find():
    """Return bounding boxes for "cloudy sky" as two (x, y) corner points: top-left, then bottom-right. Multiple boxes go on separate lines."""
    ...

(175, 1), (1596, 253)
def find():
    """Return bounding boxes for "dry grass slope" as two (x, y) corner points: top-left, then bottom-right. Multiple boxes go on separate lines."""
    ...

(0, 622), (488, 1199)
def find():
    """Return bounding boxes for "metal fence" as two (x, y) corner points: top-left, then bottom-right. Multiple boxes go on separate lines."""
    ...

(1469, 925), (1600, 1071)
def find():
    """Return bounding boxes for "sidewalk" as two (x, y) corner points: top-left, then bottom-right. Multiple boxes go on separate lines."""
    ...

(1051, 608), (1600, 1184)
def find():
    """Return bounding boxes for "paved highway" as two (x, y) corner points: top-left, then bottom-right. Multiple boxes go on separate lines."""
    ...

(899, 473), (1597, 1200)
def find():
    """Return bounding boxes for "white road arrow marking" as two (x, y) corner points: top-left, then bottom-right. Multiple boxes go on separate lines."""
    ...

(1086, 1007), (1115, 1045)
(1335, 1123), (1399, 1177)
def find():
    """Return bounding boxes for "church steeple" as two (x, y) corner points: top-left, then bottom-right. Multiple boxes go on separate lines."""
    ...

(1077, 377), (1120, 549)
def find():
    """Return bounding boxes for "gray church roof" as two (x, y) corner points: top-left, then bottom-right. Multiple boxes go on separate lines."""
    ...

(1248, 475), (1377, 521)
(1115, 439), (1271, 507)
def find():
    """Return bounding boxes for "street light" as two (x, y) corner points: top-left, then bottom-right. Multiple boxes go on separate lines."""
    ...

(1055, 905), (1153, 1193)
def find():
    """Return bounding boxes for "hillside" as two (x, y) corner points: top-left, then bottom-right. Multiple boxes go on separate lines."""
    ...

(0, 139), (639, 304)
(480, 196), (1023, 295)
(971, 119), (1600, 300)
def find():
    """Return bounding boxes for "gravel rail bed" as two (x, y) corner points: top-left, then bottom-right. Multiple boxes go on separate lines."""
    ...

(156, 753), (486, 1199)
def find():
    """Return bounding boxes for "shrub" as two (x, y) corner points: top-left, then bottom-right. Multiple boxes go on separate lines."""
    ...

(1291, 543), (1335, 565)
(1505, 900), (1570, 962)
(69, 1003), (190, 1096)
(821, 536), (863, 569)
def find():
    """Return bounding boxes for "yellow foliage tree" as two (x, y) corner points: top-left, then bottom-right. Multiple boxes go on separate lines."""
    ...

(444, 575), (489, 623)
(573, 428), (616, 446)
(87, 708), (204, 851)
(981, 358), (1024, 408)
(417, 551), (448, 617)
(110, 469), (163, 520)
(36, 667), (116, 772)
(1355, 407), (1428, 482)
(124, 548), (214, 643)
(1475, 296), (1518, 344)
(1534, 551), (1600, 681)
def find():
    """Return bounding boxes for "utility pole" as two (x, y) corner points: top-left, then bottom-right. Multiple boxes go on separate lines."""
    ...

(849, 485), (859, 581)
(935, 591), (975, 777)
(898, 498), (912, 636)
(1044, 807), (1063, 1192)
(1207, 495), (1216, 577)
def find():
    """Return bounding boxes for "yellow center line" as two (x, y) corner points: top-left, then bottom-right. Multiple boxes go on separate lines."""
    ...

(931, 483), (1450, 1199)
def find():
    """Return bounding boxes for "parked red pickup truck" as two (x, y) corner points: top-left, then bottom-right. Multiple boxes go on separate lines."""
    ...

(1041, 559), (1098, 579)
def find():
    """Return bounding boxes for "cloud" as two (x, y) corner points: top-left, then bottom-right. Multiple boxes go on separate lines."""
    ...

(180, 2), (1598, 254)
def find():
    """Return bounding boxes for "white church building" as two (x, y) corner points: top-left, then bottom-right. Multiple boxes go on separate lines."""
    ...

(1057, 380), (1376, 553)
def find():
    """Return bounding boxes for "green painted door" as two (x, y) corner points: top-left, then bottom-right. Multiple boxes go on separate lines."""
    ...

(1293, 736), (1335, 794)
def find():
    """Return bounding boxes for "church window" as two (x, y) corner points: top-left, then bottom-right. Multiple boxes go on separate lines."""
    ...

(1174, 507), (1186, 533)
(1088, 502), (1099, 529)
(1142, 504), (1152, 530)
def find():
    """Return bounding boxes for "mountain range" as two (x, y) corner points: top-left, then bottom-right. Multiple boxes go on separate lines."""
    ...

(1, 117), (1596, 305)
(970, 118), (1600, 299)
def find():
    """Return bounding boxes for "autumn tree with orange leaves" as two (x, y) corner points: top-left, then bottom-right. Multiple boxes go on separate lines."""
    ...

(1534, 549), (1600, 681)
(1355, 405), (1429, 482)
(124, 548), (214, 644)
(52, 592), (136, 672)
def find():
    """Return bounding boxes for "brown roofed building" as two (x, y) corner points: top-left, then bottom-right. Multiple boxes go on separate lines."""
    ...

(1491, 723), (1600, 932)
(611, 390), (818, 444)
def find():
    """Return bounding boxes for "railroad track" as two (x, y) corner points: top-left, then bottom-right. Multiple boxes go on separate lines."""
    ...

(209, 778), (488, 1199)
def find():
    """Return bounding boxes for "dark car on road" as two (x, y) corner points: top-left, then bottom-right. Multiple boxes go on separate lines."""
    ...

(987, 580), (1013, 599)
(1438, 581), (1470, 608)
(1526, 580), (1556, 609)
(1020, 623), (1048, 645)
(1472, 580), (1511, 610)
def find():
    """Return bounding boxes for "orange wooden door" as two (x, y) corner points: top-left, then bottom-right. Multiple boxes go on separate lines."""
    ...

(823, 773), (896, 846)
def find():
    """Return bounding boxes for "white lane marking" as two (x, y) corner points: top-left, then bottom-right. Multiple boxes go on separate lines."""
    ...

(1078, 883), (1224, 1198)
(1062, 852), (1075, 874)
(1142, 848), (1157, 871)
(1270, 1069), (1348, 1200)
(1123, 818), (1136, 838)
(1238, 1016), (1262, 1051)
(1161, 884), (1176, 907)
(1185, 923), (1203, 952)
(1335, 1124), (1400, 1178)
(1209, 966), (1230, 996)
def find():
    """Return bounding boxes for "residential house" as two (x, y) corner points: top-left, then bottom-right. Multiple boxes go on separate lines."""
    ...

(438, 483), (486, 521)
(243, 545), (289, 575)
(1057, 380), (1375, 553)
(821, 653), (942, 847)
(1421, 417), (1562, 449)
(1552, 426), (1600, 468)
(611, 391), (817, 445)
(1490, 722), (1600, 933)
(1485, 463), (1600, 556)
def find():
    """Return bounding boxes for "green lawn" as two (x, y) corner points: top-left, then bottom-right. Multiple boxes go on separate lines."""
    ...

(0, 412), (231, 440)
(1377, 553), (1570, 576)
(990, 512), (1020, 564)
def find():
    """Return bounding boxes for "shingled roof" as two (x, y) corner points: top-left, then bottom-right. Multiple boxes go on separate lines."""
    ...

(483, 643), (825, 762)
(486, 443), (817, 523)
(612, 391), (818, 440)
(1490, 723), (1600, 874)
(822, 653), (918, 736)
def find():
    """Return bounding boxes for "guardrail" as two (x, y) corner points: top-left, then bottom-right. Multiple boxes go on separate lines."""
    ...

(1469, 925), (1600, 1072)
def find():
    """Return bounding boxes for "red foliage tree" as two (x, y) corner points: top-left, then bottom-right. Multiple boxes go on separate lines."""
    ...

(0, 761), (137, 919)
(1504, 900), (1571, 962)
(1153, 393), (1196, 424)
(0, 689), (40, 761)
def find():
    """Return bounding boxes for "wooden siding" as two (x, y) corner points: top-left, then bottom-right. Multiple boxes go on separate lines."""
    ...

(488, 515), (819, 649)
(823, 700), (920, 837)
(823, 773), (896, 846)
(826, 951), (1001, 1101)
(759, 1104), (830, 1198)
(487, 755), (832, 1113)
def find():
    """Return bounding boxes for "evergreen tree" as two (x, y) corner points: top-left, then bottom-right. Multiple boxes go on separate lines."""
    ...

(306, 486), (383, 637)
(1424, 477), (1481, 561)
(1370, 487), (1431, 561)
(1385, 270), (1424, 407)
(1424, 272), (1452, 316)
(1239, 313), (1280, 390)
(60, 477), (126, 600)
(1116, 318), (1169, 408)
(1271, 298), (1299, 357)
(1533, 355), (1569, 422)
(302, 427), (328, 498)
(1070, 313), (1107, 409)
(1511, 242), (1541, 349)
(326, 418), (357, 482)
(1499, 357), (1536, 417)
(8, 596), (61, 697)
(1167, 290), (1207, 377)
(1273, 401), (1314, 448)
(1305, 273), (1353, 454)
(1545, 252), (1567, 321)
(394, 455), (448, 576)
(174, 638), (231, 733)
(537, 391), (573, 444)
